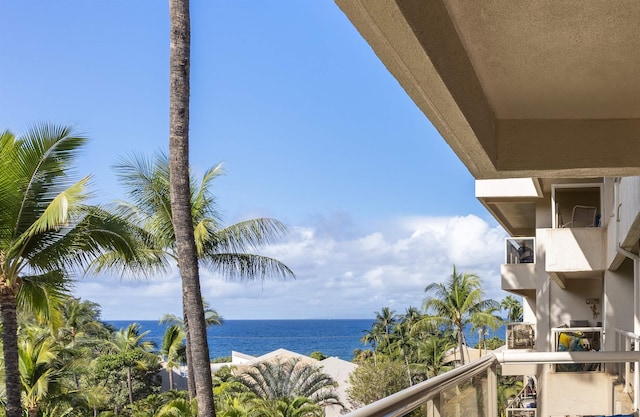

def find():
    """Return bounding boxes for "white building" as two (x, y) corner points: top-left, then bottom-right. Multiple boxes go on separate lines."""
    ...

(336, 2), (640, 417)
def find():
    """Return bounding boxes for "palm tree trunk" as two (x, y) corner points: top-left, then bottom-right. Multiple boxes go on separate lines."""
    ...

(457, 331), (465, 365)
(127, 366), (133, 404)
(169, 1), (216, 416)
(183, 313), (197, 398)
(0, 292), (23, 417)
(404, 352), (412, 386)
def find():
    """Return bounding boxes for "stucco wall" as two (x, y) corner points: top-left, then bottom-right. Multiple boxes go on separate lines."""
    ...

(603, 260), (634, 351)
(549, 278), (603, 328)
(540, 371), (611, 417)
(543, 228), (605, 273)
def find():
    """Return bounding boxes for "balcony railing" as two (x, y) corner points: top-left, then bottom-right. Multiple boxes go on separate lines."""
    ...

(343, 354), (498, 417)
(551, 326), (603, 372)
(341, 350), (640, 417)
(506, 323), (535, 350)
(505, 238), (535, 264)
(615, 328), (640, 411)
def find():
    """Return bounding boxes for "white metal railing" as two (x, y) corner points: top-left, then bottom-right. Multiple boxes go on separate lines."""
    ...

(342, 350), (640, 417)
(343, 354), (498, 417)
(551, 326), (603, 372)
(615, 328), (640, 410)
(506, 323), (535, 350)
(506, 408), (536, 417)
(505, 238), (535, 264)
(505, 376), (537, 417)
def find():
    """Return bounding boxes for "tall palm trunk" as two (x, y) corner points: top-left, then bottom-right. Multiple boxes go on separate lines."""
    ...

(169, 0), (216, 416)
(184, 316), (197, 398)
(0, 288), (23, 417)
(457, 329), (465, 365)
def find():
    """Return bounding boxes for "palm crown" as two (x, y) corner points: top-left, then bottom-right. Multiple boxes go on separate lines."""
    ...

(114, 153), (294, 281)
(0, 124), (146, 417)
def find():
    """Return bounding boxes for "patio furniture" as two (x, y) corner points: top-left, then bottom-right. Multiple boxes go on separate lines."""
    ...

(562, 205), (597, 228)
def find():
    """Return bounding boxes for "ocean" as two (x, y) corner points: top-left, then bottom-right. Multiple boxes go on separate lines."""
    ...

(105, 319), (505, 361)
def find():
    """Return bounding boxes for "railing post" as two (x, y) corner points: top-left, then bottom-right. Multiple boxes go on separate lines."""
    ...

(635, 337), (639, 411)
(433, 395), (442, 417)
(625, 337), (631, 394)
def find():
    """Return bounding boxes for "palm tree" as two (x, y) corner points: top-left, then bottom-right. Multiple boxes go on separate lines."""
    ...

(161, 298), (224, 329)
(58, 298), (107, 348)
(234, 357), (342, 409)
(0, 125), (144, 417)
(416, 332), (456, 378)
(421, 265), (499, 365)
(156, 397), (198, 417)
(250, 396), (323, 417)
(392, 307), (423, 386)
(18, 325), (62, 417)
(168, 0), (213, 413)
(110, 323), (156, 405)
(360, 327), (381, 366)
(373, 307), (397, 354)
(470, 305), (503, 357)
(160, 324), (186, 390)
(501, 295), (523, 322)
(114, 152), (294, 404)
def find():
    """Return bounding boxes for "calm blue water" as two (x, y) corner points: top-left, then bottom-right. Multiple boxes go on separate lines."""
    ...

(105, 319), (505, 361)
(106, 319), (373, 360)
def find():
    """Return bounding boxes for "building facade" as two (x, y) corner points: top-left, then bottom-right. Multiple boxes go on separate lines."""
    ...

(336, 2), (640, 416)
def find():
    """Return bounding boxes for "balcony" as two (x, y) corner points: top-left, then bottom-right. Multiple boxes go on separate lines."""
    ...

(502, 238), (537, 293)
(552, 326), (603, 372)
(506, 323), (535, 350)
(342, 350), (637, 417)
(538, 227), (605, 283)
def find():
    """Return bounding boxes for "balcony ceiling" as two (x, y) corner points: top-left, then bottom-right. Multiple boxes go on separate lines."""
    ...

(336, 0), (640, 179)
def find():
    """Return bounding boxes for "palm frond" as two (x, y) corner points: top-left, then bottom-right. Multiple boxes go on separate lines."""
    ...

(203, 253), (294, 281)
(21, 177), (90, 238)
(210, 218), (288, 253)
(17, 271), (71, 333)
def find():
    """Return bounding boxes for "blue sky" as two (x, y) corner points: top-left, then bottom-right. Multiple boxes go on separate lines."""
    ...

(1, 2), (506, 320)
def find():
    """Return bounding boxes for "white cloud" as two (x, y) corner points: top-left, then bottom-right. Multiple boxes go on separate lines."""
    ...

(74, 214), (507, 320)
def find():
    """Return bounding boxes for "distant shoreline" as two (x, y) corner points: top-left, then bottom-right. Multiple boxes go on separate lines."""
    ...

(104, 318), (372, 321)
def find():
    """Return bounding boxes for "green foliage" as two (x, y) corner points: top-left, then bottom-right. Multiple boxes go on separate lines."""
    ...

(501, 295), (524, 322)
(114, 153), (295, 281)
(309, 351), (327, 361)
(212, 356), (232, 364)
(160, 324), (186, 390)
(92, 349), (161, 411)
(480, 336), (506, 351)
(414, 330), (456, 378)
(250, 396), (323, 417)
(155, 397), (197, 417)
(233, 357), (342, 409)
(347, 359), (411, 408)
(421, 265), (500, 365)
(497, 368), (524, 417)
(160, 298), (224, 329)
(0, 125), (151, 417)
(351, 349), (373, 364)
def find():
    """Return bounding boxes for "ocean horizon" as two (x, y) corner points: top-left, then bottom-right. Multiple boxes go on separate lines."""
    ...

(105, 319), (506, 362)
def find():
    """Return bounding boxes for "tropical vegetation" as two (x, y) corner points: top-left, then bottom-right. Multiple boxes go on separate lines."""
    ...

(420, 265), (501, 365)
(0, 261), (520, 416)
(350, 266), (512, 410)
(0, 125), (149, 417)
(0, 123), (519, 415)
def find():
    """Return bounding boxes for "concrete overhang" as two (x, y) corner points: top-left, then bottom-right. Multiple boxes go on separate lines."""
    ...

(475, 178), (542, 236)
(336, 0), (640, 179)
